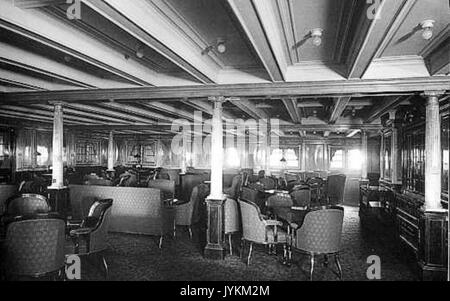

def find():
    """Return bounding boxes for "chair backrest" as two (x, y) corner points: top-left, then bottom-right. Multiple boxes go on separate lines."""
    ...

(148, 179), (176, 199)
(4, 215), (66, 277)
(259, 177), (276, 190)
(86, 199), (113, 253)
(224, 198), (240, 234)
(290, 189), (311, 207)
(266, 194), (293, 208)
(295, 207), (344, 254)
(224, 175), (242, 199)
(326, 174), (346, 205)
(240, 187), (259, 203)
(6, 194), (50, 217)
(0, 185), (17, 215)
(238, 199), (266, 243)
(86, 178), (112, 186)
(258, 170), (266, 178)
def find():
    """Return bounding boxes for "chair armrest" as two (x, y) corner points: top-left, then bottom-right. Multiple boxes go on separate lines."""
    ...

(67, 219), (83, 227)
(70, 227), (92, 236)
(263, 219), (283, 227)
(290, 223), (299, 230)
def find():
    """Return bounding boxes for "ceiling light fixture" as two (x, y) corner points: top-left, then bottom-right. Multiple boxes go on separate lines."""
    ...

(310, 28), (323, 47)
(420, 20), (435, 40)
(202, 38), (227, 55)
(135, 43), (145, 59)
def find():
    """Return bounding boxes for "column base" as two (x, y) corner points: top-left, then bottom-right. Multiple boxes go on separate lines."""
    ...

(204, 196), (226, 261)
(47, 186), (70, 219)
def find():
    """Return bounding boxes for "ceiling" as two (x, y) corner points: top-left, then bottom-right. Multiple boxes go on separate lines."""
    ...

(0, 0), (449, 139)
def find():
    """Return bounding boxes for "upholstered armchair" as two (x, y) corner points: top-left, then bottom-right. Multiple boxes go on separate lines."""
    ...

(175, 184), (209, 238)
(238, 199), (287, 265)
(224, 197), (240, 256)
(85, 178), (112, 186)
(290, 206), (344, 281)
(69, 199), (113, 277)
(290, 189), (311, 208)
(5, 194), (50, 217)
(266, 194), (293, 219)
(323, 175), (346, 205)
(259, 177), (277, 190)
(2, 213), (66, 280)
(148, 179), (176, 201)
(223, 175), (242, 199)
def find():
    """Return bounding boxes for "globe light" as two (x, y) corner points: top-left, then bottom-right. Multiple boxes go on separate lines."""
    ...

(420, 20), (435, 40)
(310, 28), (323, 47)
(217, 42), (227, 53)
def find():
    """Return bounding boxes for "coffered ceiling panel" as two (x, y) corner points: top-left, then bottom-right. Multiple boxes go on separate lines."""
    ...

(381, 0), (449, 58)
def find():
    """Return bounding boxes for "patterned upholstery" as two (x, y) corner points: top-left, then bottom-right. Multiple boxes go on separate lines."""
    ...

(6, 194), (50, 217)
(85, 179), (112, 186)
(4, 215), (65, 277)
(175, 184), (209, 226)
(294, 207), (344, 254)
(224, 198), (240, 234)
(238, 199), (286, 245)
(148, 179), (175, 200)
(223, 175), (242, 199)
(69, 185), (174, 236)
(0, 185), (17, 215)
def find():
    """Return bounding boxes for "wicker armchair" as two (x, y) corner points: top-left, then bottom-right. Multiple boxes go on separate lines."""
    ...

(266, 193), (293, 219)
(238, 199), (287, 265)
(291, 206), (344, 280)
(69, 199), (113, 277)
(2, 213), (66, 280)
(5, 194), (50, 217)
(290, 189), (311, 208)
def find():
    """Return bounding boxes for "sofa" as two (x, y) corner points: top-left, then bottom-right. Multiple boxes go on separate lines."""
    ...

(69, 185), (174, 237)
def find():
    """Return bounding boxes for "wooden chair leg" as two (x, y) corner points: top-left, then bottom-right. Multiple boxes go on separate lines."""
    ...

(228, 234), (233, 256)
(158, 236), (163, 249)
(188, 227), (193, 240)
(247, 242), (253, 266)
(240, 239), (245, 259)
(310, 254), (315, 281)
(101, 255), (108, 279)
(323, 255), (329, 267)
(335, 254), (343, 280)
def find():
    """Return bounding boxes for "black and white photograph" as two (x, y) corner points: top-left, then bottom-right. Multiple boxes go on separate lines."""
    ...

(0, 0), (449, 286)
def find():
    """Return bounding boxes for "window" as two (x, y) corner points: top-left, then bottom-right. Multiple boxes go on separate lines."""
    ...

(225, 147), (240, 168)
(442, 114), (449, 196)
(76, 140), (100, 165)
(269, 148), (299, 169)
(330, 148), (344, 169)
(348, 149), (363, 170)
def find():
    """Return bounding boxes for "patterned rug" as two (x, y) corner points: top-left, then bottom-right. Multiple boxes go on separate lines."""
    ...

(76, 206), (418, 281)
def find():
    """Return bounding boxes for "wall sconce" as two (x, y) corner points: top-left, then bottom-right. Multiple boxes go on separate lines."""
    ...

(420, 20), (435, 40)
(202, 38), (227, 55)
(310, 28), (323, 46)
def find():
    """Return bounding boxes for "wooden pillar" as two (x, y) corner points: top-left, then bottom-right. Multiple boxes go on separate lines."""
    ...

(107, 130), (115, 172)
(424, 91), (442, 210)
(361, 131), (368, 180)
(49, 103), (64, 189)
(204, 96), (226, 260)
(301, 141), (306, 171)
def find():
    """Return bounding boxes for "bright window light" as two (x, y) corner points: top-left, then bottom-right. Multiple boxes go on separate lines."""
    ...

(348, 149), (363, 170)
(225, 147), (240, 168)
(330, 149), (344, 169)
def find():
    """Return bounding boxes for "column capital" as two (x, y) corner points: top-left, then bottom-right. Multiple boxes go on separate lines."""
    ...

(48, 101), (65, 107)
(208, 96), (226, 103)
(422, 90), (445, 98)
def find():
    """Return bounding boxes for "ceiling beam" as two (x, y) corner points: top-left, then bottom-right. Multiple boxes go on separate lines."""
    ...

(230, 98), (268, 120)
(346, 0), (417, 78)
(0, 1), (198, 87)
(227, 0), (284, 81)
(82, 0), (214, 84)
(329, 97), (351, 124)
(365, 95), (412, 123)
(346, 129), (360, 138)
(281, 124), (382, 132)
(421, 25), (450, 76)
(100, 102), (176, 123)
(141, 102), (194, 121)
(99, 0), (219, 83)
(3, 77), (448, 104)
(282, 98), (301, 123)
(0, 69), (76, 91)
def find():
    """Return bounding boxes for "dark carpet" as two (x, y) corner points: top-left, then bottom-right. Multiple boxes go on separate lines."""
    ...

(78, 206), (418, 281)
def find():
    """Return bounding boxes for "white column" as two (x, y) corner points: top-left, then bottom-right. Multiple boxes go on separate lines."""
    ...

(361, 131), (368, 180)
(208, 97), (225, 200)
(424, 91), (442, 210)
(50, 102), (64, 189)
(107, 130), (115, 171)
(379, 132), (384, 179)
